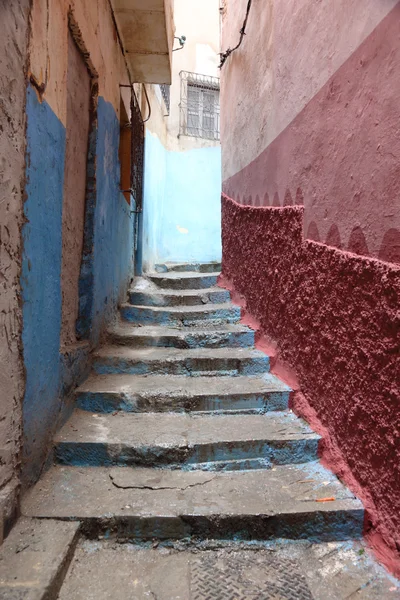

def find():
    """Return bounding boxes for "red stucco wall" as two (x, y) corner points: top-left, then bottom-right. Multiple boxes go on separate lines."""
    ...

(220, 194), (400, 572)
(220, 0), (400, 571)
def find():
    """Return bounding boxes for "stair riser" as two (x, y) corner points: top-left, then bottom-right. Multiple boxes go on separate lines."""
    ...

(120, 306), (240, 325)
(76, 391), (291, 414)
(93, 356), (270, 377)
(155, 263), (222, 273)
(55, 439), (319, 469)
(108, 330), (255, 350)
(78, 511), (364, 544)
(129, 290), (230, 307)
(148, 275), (218, 290)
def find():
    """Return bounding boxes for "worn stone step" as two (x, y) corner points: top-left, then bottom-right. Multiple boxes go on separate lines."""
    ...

(154, 262), (222, 273)
(147, 272), (220, 290)
(0, 517), (80, 600)
(55, 410), (320, 469)
(128, 287), (230, 307)
(120, 302), (239, 326)
(76, 373), (291, 413)
(108, 322), (255, 349)
(93, 346), (270, 376)
(22, 463), (363, 542)
(58, 539), (400, 600)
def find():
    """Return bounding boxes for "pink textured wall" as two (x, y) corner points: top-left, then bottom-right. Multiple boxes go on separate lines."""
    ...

(220, 195), (400, 573)
(220, 0), (400, 572)
(221, 1), (400, 263)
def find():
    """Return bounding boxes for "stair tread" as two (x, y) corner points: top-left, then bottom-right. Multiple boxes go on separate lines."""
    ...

(122, 302), (235, 313)
(56, 410), (319, 446)
(149, 271), (220, 280)
(94, 345), (267, 360)
(77, 373), (290, 395)
(109, 322), (252, 336)
(129, 286), (224, 297)
(22, 462), (361, 521)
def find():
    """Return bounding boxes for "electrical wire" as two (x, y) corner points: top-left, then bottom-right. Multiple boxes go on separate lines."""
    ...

(142, 85), (152, 123)
(219, 0), (252, 69)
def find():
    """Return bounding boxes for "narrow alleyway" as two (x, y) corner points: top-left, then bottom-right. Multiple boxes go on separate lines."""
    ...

(1, 264), (397, 598)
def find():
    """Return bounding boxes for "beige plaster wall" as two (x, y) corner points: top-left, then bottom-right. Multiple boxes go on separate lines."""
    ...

(29, 0), (131, 125)
(0, 0), (31, 518)
(146, 0), (221, 152)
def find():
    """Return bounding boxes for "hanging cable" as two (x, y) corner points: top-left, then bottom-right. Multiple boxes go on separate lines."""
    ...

(142, 85), (152, 123)
(219, 0), (252, 69)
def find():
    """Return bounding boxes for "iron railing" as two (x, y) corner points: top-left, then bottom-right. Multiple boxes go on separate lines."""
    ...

(130, 87), (144, 212)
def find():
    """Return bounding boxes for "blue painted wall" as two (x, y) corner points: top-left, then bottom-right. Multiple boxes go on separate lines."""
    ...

(91, 98), (134, 345)
(142, 131), (221, 270)
(22, 87), (133, 484)
(22, 86), (66, 484)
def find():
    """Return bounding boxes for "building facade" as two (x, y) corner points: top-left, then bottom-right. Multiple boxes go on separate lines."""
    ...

(220, 0), (400, 573)
(0, 0), (175, 534)
(142, 0), (222, 271)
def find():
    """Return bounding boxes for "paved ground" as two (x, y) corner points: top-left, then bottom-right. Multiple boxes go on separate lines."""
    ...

(59, 540), (400, 599)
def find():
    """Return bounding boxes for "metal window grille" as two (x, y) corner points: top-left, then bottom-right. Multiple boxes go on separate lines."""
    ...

(179, 71), (220, 140)
(159, 84), (170, 114)
(130, 86), (144, 212)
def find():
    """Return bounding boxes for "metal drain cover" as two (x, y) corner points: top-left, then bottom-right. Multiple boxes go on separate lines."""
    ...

(190, 552), (313, 600)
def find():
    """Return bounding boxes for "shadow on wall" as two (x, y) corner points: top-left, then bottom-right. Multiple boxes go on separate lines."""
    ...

(21, 87), (133, 486)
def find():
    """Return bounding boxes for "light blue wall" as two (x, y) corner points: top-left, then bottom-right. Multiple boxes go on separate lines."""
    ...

(142, 130), (222, 270)
(22, 87), (133, 485)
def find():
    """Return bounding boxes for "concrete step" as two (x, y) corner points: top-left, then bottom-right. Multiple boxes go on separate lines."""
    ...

(128, 286), (230, 307)
(58, 539), (400, 600)
(154, 262), (222, 273)
(55, 410), (320, 469)
(120, 302), (239, 326)
(0, 517), (80, 600)
(76, 373), (291, 413)
(93, 346), (270, 376)
(107, 322), (255, 349)
(22, 462), (363, 542)
(147, 272), (220, 290)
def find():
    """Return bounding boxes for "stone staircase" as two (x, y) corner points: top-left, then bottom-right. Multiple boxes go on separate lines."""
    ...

(2, 263), (397, 599)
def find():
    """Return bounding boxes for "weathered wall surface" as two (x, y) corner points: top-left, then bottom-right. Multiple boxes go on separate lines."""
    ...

(221, 195), (400, 570)
(60, 31), (91, 348)
(0, 0), (30, 523)
(142, 0), (222, 270)
(222, 0), (400, 263)
(22, 0), (134, 485)
(22, 87), (66, 485)
(220, 0), (400, 571)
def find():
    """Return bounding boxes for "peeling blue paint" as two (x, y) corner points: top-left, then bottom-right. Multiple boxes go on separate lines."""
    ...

(120, 305), (241, 326)
(75, 390), (291, 414)
(55, 436), (319, 469)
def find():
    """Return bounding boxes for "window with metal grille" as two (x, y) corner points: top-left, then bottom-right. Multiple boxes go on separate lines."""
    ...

(180, 71), (220, 140)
